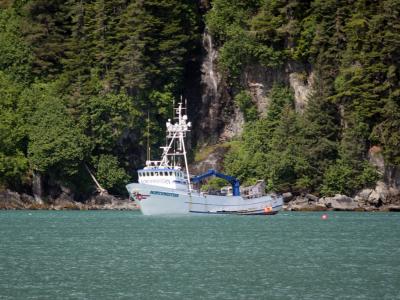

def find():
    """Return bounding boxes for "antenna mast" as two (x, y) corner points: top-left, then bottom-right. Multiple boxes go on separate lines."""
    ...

(146, 111), (151, 162)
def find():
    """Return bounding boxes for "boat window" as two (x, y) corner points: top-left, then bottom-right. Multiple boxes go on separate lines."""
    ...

(151, 172), (154, 176)
(155, 172), (159, 176)
(169, 172), (172, 176)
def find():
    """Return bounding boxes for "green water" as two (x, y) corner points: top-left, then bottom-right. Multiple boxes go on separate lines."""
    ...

(0, 211), (399, 300)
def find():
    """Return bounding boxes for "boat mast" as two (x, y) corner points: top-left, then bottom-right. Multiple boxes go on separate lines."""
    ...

(178, 102), (192, 192)
(148, 99), (192, 191)
(146, 111), (151, 162)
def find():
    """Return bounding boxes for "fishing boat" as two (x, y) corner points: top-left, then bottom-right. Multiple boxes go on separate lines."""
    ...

(126, 101), (283, 215)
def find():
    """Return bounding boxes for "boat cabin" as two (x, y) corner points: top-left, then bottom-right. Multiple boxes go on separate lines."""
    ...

(137, 168), (188, 190)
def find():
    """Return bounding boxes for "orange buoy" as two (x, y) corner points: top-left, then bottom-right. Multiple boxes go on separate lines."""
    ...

(264, 207), (272, 213)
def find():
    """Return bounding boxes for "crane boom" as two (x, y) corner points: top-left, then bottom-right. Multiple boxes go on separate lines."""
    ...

(191, 169), (241, 196)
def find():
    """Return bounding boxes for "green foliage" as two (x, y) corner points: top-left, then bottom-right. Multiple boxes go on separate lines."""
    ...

(321, 161), (379, 196)
(0, 72), (29, 188)
(80, 92), (140, 153)
(95, 154), (130, 194)
(0, 0), (201, 196)
(320, 162), (356, 196)
(299, 71), (340, 190)
(1, 0), (399, 199)
(234, 90), (257, 122)
(0, 8), (32, 82)
(372, 99), (400, 166)
(266, 85), (294, 124)
(220, 0), (400, 196)
(200, 177), (227, 192)
(225, 85), (304, 192)
(206, 0), (311, 77)
(22, 0), (70, 79)
(28, 90), (90, 176)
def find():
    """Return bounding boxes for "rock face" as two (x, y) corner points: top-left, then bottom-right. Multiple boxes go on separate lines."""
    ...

(284, 180), (400, 211)
(199, 62), (314, 146)
(87, 194), (138, 210)
(318, 195), (358, 211)
(190, 144), (230, 174)
(289, 72), (314, 113)
(285, 194), (358, 211)
(241, 64), (285, 117)
(284, 194), (327, 211)
(0, 189), (138, 211)
(194, 30), (244, 145)
(0, 190), (41, 209)
(355, 181), (400, 210)
(368, 145), (400, 192)
(32, 171), (44, 204)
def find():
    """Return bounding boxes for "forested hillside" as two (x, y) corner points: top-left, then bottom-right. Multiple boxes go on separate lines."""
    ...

(206, 0), (400, 196)
(0, 0), (399, 201)
(0, 0), (200, 198)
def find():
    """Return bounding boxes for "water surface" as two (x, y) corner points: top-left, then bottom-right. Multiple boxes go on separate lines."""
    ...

(0, 211), (399, 299)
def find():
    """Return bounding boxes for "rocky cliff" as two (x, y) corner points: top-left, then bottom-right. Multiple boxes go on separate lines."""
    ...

(189, 13), (400, 203)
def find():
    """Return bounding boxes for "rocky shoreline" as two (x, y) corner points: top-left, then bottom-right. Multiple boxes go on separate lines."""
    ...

(0, 190), (138, 211)
(283, 181), (400, 212)
(1, 180), (400, 212)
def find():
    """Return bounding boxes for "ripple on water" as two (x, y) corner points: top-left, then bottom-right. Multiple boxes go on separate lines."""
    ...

(0, 211), (399, 299)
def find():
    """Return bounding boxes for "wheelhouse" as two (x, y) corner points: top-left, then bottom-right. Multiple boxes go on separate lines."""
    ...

(138, 169), (187, 179)
(137, 168), (188, 190)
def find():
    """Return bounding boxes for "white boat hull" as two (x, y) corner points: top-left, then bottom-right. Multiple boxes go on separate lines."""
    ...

(126, 183), (283, 216)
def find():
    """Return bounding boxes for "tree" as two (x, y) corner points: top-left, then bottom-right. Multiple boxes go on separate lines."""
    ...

(0, 8), (33, 83)
(0, 72), (29, 189)
(28, 89), (90, 177)
(95, 154), (130, 194)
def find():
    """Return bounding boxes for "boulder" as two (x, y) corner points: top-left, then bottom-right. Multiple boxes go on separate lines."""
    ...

(0, 190), (24, 209)
(20, 193), (35, 205)
(282, 192), (294, 203)
(366, 182), (390, 205)
(51, 196), (80, 210)
(387, 205), (400, 212)
(368, 190), (381, 205)
(87, 193), (138, 210)
(318, 194), (358, 211)
(103, 199), (138, 210)
(285, 196), (326, 211)
(89, 193), (114, 205)
(305, 193), (319, 202)
(356, 189), (373, 201)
